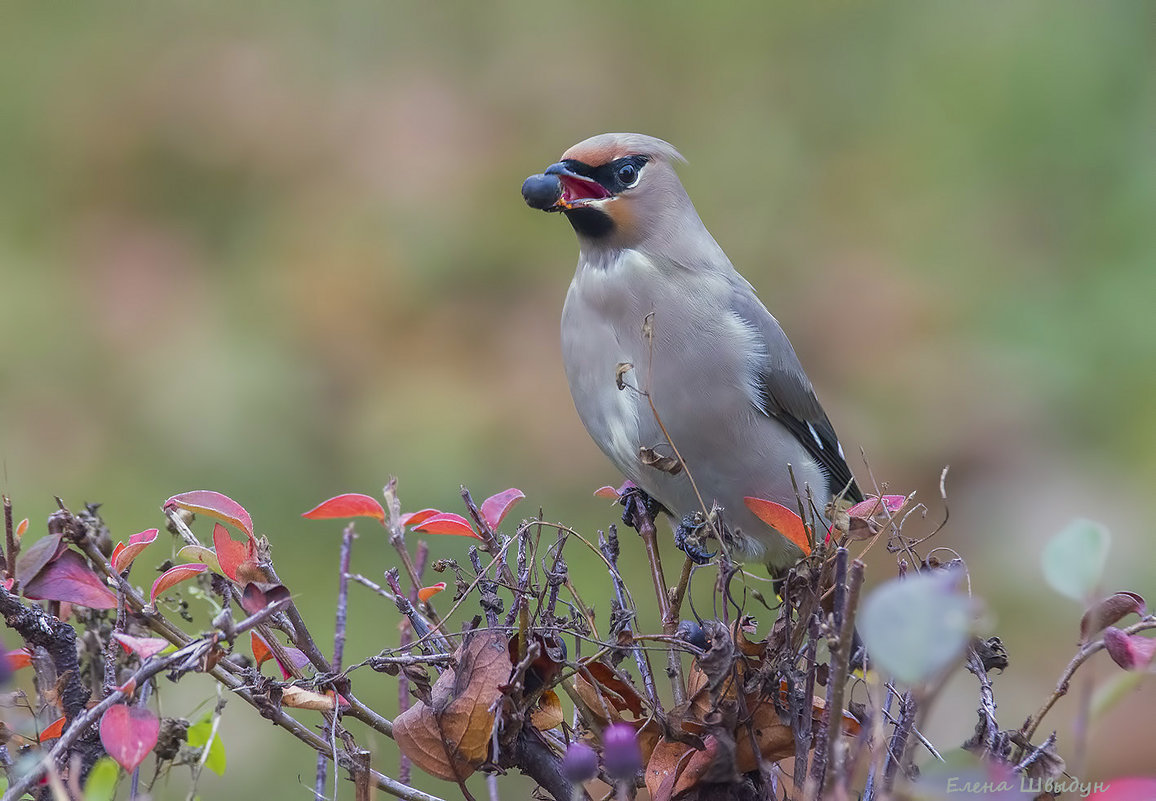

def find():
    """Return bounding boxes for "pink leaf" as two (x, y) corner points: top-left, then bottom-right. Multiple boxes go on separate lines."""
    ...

(14, 534), (66, 583)
(213, 523), (253, 583)
(111, 528), (160, 573)
(112, 633), (171, 660)
(301, 493), (386, 524)
(24, 550), (117, 609)
(150, 564), (208, 606)
(411, 512), (481, 539)
(743, 497), (811, 556)
(480, 488), (525, 530)
(1102, 628), (1156, 671)
(847, 495), (907, 519)
(398, 508), (441, 529)
(100, 704), (159, 772)
(593, 485), (621, 500)
(274, 646), (311, 680)
(163, 490), (254, 541)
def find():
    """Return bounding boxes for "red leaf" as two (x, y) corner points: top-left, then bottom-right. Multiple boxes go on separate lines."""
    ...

(99, 704), (159, 772)
(117, 677), (137, 696)
(593, 485), (621, 500)
(251, 631), (272, 667)
(150, 564), (208, 606)
(7, 648), (33, 670)
(847, 495), (907, 519)
(412, 512), (480, 539)
(14, 534), (66, 583)
(398, 508), (441, 529)
(163, 490), (254, 541)
(480, 489), (525, 530)
(743, 497), (811, 555)
(213, 523), (253, 583)
(15, 518), (28, 539)
(24, 550), (117, 609)
(301, 493), (386, 524)
(418, 583), (446, 603)
(1102, 627), (1156, 671)
(111, 528), (160, 573)
(112, 633), (171, 660)
(39, 716), (66, 742)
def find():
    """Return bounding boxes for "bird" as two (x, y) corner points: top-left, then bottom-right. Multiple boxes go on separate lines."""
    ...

(522, 133), (862, 574)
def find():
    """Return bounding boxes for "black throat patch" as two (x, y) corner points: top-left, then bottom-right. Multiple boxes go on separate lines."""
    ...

(563, 207), (614, 239)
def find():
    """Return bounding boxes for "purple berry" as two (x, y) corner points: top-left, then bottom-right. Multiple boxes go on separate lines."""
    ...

(601, 723), (642, 780)
(561, 741), (598, 783)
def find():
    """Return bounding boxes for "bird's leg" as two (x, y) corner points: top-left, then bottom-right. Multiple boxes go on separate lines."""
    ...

(674, 511), (717, 565)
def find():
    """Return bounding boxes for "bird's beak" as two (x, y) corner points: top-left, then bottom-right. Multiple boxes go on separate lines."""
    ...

(544, 162), (611, 209)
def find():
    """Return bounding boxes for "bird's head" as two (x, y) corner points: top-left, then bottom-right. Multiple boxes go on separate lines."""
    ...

(522, 133), (692, 250)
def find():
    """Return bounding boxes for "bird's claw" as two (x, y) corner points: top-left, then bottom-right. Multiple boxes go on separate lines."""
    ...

(619, 485), (664, 530)
(675, 514), (716, 564)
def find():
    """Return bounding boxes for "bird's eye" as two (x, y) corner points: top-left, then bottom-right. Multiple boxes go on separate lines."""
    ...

(616, 163), (639, 187)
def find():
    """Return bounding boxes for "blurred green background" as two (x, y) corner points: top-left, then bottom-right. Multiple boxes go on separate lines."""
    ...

(2, 2), (1154, 797)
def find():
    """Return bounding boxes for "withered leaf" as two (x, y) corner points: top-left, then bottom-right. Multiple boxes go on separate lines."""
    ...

(615, 362), (634, 390)
(393, 630), (512, 782)
(639, 447), (683, 476)
(1080, 591), (1146, 641)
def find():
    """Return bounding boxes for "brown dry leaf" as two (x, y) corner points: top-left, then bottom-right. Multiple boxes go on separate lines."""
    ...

(394, 630), (512, 782)
(574, 661), (645, 725)
(281, 686), (337, 712)
(734, 699), (796, 770)
(530, 690), (563, 731)
(646, 734), (727, 801)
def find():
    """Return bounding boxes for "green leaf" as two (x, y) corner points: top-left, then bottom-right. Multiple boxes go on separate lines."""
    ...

(187, 716), (227, 776)
(857, 570), (972, 684)
(83, 758), (119, 801)
(1041, 519), (1110, 602)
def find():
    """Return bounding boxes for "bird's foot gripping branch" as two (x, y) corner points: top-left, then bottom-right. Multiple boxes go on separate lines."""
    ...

(0, 484), (1153, 801)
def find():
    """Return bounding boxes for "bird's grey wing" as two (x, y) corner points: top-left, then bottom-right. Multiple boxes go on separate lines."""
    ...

(729, 283), (863, 503)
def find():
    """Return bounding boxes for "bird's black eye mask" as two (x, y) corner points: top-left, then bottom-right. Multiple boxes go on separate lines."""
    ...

(561, 155), (649, 196)
(521, 155), (649, 239)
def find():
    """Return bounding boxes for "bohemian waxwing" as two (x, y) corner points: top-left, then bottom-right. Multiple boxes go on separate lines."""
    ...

(522, 132), (862, 574)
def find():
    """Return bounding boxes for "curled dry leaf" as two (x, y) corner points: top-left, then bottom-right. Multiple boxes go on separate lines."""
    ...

(574, 661), (645, 726)
(150, 564), (209, 606)
(411, 513), (480, 539)
(163, 490), (254, 541)
(301, 493), (386, 524)
(281, 686), (338, 712)
(1080, 591), (1147, 641)
(479, 488), (525, 530)
(743, 497), (810, 555)
(393, 630), (512, 781)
